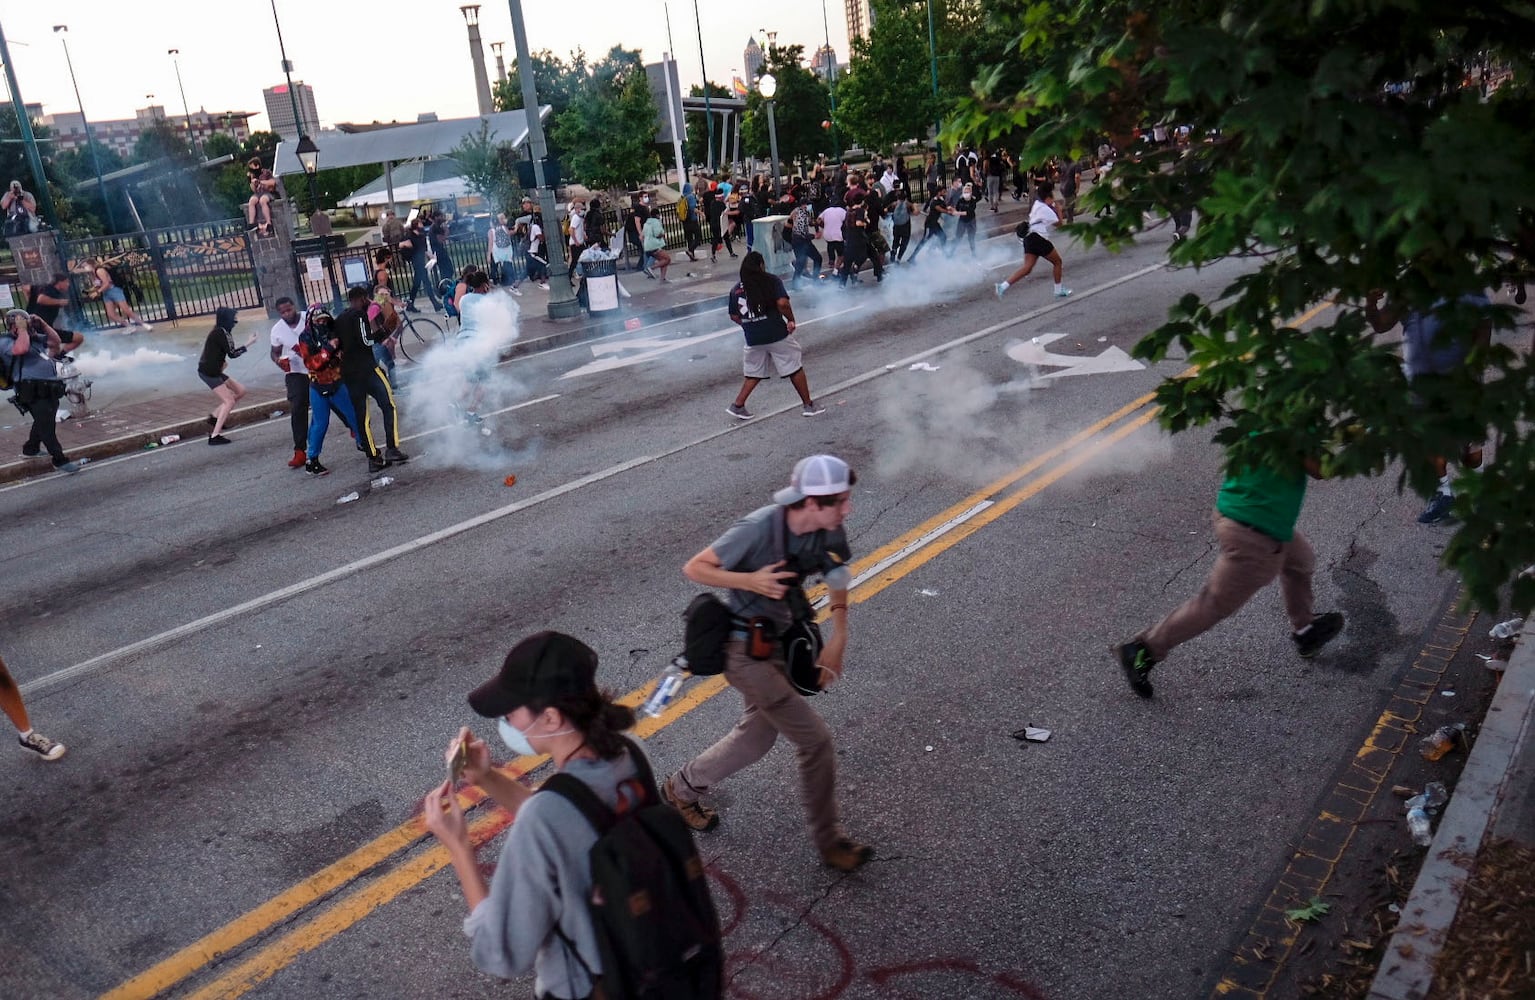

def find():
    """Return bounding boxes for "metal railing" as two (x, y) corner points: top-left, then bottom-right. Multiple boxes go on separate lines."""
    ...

(60, 219), (260, 327)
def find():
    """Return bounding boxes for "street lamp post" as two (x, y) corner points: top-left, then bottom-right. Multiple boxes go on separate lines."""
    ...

(819, 0), (841, 157)
(53, 25), (117, 232)
(168, 48), (200, 159)
(295, 134), (341, 308)
(758, 73), (780, 199)
(506, 0), (580, 320)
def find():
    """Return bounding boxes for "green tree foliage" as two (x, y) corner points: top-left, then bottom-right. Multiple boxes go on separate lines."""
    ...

(740, 45), (833, 170)
(132, 122), (192, 164)
(685, 81), (731, 170)
(494, 50), (585, 162)
(242, 131), (281, 166)
(950, 2), (1535, 613)
(201, 133), (241, 161)
(835, 0), (945, 152)
(551, 46), (661, 192)
(450, 121), (522, 214)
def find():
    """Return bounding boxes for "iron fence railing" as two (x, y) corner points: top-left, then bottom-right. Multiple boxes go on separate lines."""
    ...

(60, 219), (259, 327)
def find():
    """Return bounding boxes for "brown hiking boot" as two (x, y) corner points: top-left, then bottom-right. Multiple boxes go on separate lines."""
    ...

(661, 774), (719, 831)
(820, 837), (875, 872)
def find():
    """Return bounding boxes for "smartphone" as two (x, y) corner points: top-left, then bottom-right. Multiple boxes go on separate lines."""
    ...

(447, 736), (470, 785)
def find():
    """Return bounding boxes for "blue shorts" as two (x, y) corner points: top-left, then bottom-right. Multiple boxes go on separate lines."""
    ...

(103, 287), (127, 304)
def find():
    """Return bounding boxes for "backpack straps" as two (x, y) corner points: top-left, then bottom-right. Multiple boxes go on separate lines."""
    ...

(539, 737), (658, 836)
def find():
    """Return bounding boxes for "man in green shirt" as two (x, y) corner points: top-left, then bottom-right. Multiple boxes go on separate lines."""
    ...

(1113, 458), (1345, 697)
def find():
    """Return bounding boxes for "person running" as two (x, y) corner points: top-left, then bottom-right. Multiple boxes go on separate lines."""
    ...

(886, 183), (913, 263)
(1, 654), (65, 760)
(335, 286), (409, 473)
(725, 252), (825, 420)
(952, 183), (980, 257)
(92, 258), (151, 333)
(838, 191), (883, 286)
(662, 454), (872, 872)
(639, 206), (671, 281)
(3, 309), (81, 473)
(907, 187), (954, 263)
(817, 197), (847, 278)
(295, 305), (360, 477)
(25, 273), (85, 357)
(787, 197), (823, 288)
(451, 268), (495, 424)
(270, 297), (312, 469)
(421, 631), (653, 998)
(1113, 449), (1346, 698)
(199, 306), (257, 445)
(996, 186), (1072, 299)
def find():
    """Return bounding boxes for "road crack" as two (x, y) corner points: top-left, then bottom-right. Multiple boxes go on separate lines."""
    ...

(1162, 540), (1216, 593)
(724, 874), (849, 988)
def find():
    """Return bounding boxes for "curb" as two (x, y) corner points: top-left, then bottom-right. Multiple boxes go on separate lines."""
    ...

(1367, 620), (1535, 1000)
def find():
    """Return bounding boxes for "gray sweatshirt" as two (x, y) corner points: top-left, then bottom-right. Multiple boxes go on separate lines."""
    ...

(463, 747), (642, 998)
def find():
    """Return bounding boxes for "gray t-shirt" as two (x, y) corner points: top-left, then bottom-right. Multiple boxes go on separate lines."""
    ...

(463, 747), (643, 997)
(0, 333), (60, 382)
(710, 504), (853, 628)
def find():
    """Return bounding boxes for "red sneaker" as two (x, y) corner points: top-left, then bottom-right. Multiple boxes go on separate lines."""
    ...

(287, 449), (305, 468)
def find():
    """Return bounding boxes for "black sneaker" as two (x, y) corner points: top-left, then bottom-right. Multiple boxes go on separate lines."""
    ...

(1293, 612), (1345, 658)
(208, 434), (232, 445)
(304, 459), (329, 476)
(1113, 641), (1157, 698)
(368, 455), (389, 474)
(1417, 492), (1454, 524)
(383, 446), (410, 464)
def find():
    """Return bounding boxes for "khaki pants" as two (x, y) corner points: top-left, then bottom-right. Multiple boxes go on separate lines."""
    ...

(674, 640), (841, 852)
(1140, 512), (1316, 660)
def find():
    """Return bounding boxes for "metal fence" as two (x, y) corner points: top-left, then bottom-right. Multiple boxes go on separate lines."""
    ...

(60, 219), (260, 327)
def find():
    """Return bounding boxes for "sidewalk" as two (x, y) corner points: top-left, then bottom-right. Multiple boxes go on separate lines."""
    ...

(1368, 618), (1535, 999)
(2, 199), (1035, 483)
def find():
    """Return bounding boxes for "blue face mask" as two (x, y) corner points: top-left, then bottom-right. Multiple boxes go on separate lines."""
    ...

(497, 715), (572, 757)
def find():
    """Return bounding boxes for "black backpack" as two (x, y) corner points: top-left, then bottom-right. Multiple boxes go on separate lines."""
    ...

(543, 738), (724, 1000)
(681, 593), (735, 677)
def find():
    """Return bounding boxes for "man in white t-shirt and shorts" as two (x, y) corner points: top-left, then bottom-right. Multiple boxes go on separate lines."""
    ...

(725, 252), (826, 420)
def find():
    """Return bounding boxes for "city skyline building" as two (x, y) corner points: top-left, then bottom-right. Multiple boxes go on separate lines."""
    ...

(744, 36), (765, 82)
(262, 81), (318, 140)
(845, 0), (875, 43)
(36, 104), (255, 160)
(812, 43), (838, 81)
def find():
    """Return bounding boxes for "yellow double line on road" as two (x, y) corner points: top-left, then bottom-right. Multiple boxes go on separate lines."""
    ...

(107, 302), (1334, 1000)
(104, 391), (1166, 1000)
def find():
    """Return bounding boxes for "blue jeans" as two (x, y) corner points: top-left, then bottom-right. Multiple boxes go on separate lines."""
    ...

(307, 384), (358, 460)
(408, 254), (440, 308)
(791, 238), (822, 282)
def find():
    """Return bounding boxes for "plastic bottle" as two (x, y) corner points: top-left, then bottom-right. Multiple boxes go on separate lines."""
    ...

(1404, 781), (1449, 812)
(640, 657), (689, 718)
(160, 434), (181, 445)
(1418, 723), (1466, 761)
(1489, 617), (1525, 640)
(1406, 806), (1433, 847)
(370, 476), (394, 488)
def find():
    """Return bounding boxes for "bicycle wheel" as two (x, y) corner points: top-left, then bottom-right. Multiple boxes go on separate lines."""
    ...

(396, 315), (443, 363)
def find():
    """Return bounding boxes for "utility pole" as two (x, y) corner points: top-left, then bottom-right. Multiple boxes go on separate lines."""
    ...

(269, 0), (307, 141)
(693, 0), (714, 171)
(506, 0), (580, 319)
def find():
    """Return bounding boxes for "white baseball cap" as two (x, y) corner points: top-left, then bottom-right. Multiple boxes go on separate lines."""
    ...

(773, 454), (852, 505)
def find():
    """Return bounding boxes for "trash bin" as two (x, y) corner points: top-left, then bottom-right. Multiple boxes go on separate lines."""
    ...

(577, 253), (620, 313)
(750, 214), (792, 276)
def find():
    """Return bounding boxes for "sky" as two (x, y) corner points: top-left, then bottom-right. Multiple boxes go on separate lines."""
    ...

(2, 1), (851, 132)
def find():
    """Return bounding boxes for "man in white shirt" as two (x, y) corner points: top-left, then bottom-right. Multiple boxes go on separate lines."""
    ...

(816, 200), (848, 277)
(269, 297), (312, 469)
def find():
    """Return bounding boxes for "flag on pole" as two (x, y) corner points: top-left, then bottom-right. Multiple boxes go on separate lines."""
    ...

(732, 75), (748, 96)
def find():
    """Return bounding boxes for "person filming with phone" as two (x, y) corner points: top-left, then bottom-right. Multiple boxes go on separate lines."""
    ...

(3, 309), (80, 473)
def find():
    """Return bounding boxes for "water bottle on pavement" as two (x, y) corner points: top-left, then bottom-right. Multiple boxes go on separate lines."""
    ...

(640, 657), (689, 718)
(1404, 781), (1449, 812)
(1406, 806), (1433, 847)
(1489, 617), (1525, 639)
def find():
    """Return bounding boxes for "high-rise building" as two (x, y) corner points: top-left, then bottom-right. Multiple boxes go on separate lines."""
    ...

(812, 44), (839, 82)
(262, 82), (319, 140)
(744, 37), (765, 82)
(846, 0), (875, 43)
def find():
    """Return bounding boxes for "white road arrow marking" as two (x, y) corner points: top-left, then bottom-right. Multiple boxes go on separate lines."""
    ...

(1005, 333), (1146, 379)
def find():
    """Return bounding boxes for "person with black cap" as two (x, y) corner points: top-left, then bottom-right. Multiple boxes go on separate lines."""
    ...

(198, 306), (257, 445)
(422, 632), (648, 999)
(662, 454), (874, 872)
(334, 286), (409, 473)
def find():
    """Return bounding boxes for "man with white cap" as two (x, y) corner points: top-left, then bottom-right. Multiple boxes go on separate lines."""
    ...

(662, 454), (873, 872)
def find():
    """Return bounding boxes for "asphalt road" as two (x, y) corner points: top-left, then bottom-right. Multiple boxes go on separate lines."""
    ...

(0, 227), (1462, 1000)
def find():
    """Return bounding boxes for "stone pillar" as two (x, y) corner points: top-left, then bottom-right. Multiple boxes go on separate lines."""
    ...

(250, 200), (299, 319)
(6, 231), (64, 286)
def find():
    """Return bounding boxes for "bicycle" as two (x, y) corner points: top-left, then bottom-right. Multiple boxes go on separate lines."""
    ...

(393, 312), (444, 363)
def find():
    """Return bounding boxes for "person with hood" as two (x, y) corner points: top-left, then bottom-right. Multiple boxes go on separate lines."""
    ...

(199, 306), (257, 445)
(680, 182), (703, 261)
(295, 305), (360, 476)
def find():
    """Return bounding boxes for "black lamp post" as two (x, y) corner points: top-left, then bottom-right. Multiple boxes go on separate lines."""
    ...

(53, 25), (117, 232)
(295, 134), (341, 307)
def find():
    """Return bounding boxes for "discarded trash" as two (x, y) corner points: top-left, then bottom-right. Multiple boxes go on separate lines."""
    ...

(1441, 690), (1455, 697)
(1419, 722), (1466, 761)
(504, 474), (518, 487)
(370, 476), (394, 489)
(481, 426), (492, 437)
(640, 657), (689, 718)
(1406, 806), (1433, 847)
(335, 491), (360, 505)
(1485, 658), (1509, 673)
(1388, 903), (1401, 913)
(1489, 617), (1525, 639)
(1404, 782), (1449, 814)
(56, 409), (71, 422)
(917, 588), (940, 597)
(143, 442), (159, 450)
(269, 410), (285, 419)
(924, 745), (935, 753)
(1097, 336), (1107, 342)
(160, 434), (181, 445)
(909, 362), (942, 372)
(1011, 727), (1052, 743)
(1391, 785), (1416, 798)
(1284, 897), (1331, 922)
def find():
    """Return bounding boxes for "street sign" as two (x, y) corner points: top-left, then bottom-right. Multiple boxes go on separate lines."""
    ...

(305, 257), (324, 282)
